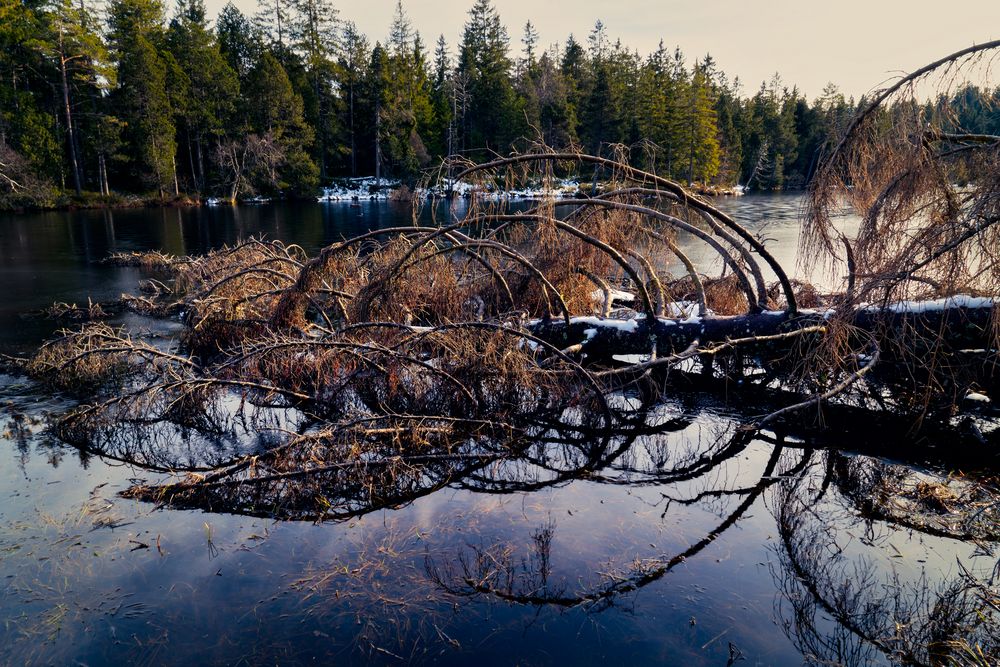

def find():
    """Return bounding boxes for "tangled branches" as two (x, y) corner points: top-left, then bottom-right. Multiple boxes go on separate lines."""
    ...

(807, 40), (1000, 306)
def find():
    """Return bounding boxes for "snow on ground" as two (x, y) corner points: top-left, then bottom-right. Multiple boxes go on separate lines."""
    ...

(211, 176), (744, 206)
(206, 196), (271, 205)
(590, 288), (636, 303)
(318, 177), (402, 202)
(319, 177), (586, 203)
(862, 295), (996, 313)
(663, 301), (702, 319)
(421, 178), (584, 200)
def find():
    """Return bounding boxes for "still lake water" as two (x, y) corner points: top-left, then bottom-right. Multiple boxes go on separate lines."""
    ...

(0, 196), (988, 665)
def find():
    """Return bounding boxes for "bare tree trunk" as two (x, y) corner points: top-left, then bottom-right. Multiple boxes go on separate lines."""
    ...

(196, 136), (205, 192)
(275, 0), (284, 49)
(152, 136), (164, 201)
(349, 85), (356, 177)
(97, 152), (107, 195)
(375, 105), (382, 187)
(186, 130), (197, 193)
(229, 176), (240, 204)
(316, 71), (326, 182)
(528, 302), (996, 363)
(58, 32), (82, 196)
(172, 153), (180, 197)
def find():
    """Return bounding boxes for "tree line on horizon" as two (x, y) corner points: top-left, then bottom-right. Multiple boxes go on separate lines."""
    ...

(2, 0), (998, 209)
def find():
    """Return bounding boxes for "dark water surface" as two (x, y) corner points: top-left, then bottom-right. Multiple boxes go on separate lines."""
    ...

(0, 197), (990, 666)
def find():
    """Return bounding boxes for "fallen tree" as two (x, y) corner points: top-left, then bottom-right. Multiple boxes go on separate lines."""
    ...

(3, 43), (999, 526)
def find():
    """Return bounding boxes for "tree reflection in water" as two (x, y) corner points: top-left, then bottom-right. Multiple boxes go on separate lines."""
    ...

(771, 452), (1000, 666)
(5, 364), (1000, 663)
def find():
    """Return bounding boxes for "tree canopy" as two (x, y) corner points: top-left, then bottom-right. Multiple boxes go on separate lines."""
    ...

(3, 0), (997, 208)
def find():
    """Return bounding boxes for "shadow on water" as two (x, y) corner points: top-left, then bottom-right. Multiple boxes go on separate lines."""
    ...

(0, 196), (996, 666)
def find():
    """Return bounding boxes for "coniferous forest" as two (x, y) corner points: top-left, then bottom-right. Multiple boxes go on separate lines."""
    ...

(2, 0), (999, 209)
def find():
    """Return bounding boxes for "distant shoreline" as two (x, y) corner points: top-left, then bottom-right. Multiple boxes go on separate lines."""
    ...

(2, 180), (760, 214)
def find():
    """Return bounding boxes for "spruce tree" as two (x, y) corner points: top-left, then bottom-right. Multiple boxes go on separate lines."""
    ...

(337, 21), (369, 176)
(287, 0), (338, 179)
(363, 42), (391, 182)
(534, 51), (576, 149)
(429, 35), (453, 160)
(683, 60), (720, 184)
(217, 2), (261, 83)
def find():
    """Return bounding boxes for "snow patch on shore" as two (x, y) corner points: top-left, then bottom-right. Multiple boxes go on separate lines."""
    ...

(423, 178), (583, 200)
(319, 177), (401, 202)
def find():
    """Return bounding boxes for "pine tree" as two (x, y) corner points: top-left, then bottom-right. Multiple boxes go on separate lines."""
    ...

(560, 34), (587, 146)
(378, 2), (432, 176)
(409, 35), (435, 164)
(714, 75), (743, 186)
(534, 51), (576, 149)
(429, 34), (452, 159)
(246, 50), (317, 194)
(515, 21), (542, 138)
(520, 20), (538, 76)
(363, 42), (390, 182)
(217, 2), (260, 84)
(253, 0), (292, 51)
(580, 40), (634, 155)
(663, 47), (689, 178)
(683, 59), (720, 184)
(37, 0), (107, 194)
(635, 44), (668, 170)
(1, 0), (62, 189)
(287, 0), (338, 179)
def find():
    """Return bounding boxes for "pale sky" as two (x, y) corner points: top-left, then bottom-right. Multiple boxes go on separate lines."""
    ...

(208, 0), (1000, 99)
